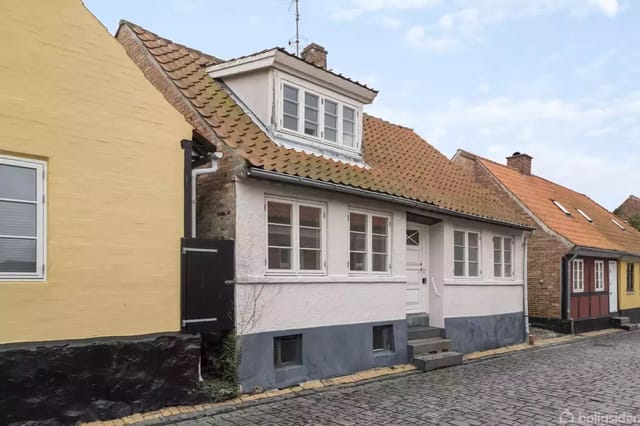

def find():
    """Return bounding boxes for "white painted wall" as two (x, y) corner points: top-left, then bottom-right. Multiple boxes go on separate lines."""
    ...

(235, 177), (407, 335)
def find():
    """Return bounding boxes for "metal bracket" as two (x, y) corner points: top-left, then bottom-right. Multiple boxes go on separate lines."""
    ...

(182, 318), (218, 326)
(182, 247), (218, 254)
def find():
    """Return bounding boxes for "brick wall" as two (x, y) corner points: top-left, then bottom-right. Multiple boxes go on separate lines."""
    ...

(454, 152), (569, 319)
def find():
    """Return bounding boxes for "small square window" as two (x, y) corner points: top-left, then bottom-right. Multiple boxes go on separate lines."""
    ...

(373, 325), (394, 352)
(274, 335), (302, 367)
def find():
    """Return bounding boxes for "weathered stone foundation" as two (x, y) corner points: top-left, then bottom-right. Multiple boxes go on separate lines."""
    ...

(0, 333), (202, 425)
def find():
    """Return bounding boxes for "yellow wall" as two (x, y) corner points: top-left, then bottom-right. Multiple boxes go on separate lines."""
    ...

(618, 261), (640, 310)
(0, 1), (192, 343)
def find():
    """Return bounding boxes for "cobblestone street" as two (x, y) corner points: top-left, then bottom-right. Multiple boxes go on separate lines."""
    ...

(173, 331), (640, 425)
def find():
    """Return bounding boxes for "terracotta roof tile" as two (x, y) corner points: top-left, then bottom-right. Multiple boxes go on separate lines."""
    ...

(478, 156), (640, 255)
(118, 21), (527, 227)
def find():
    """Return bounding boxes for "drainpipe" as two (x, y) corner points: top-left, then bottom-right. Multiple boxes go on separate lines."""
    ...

(522, 231), (531, 337)
(191, 152), (223, 238)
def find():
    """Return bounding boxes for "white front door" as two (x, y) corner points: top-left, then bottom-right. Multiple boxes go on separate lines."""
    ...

(406, 224), (428, 314)
(609, 260), (618, 313)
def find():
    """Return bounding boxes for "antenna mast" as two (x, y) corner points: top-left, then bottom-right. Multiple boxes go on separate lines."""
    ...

(289, 0), (300, 56)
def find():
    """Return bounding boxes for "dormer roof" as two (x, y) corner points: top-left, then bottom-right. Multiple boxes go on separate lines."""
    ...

(116, 20), (530, 229)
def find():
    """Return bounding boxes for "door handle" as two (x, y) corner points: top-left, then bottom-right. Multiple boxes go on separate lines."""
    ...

(422, 278), (427, 284)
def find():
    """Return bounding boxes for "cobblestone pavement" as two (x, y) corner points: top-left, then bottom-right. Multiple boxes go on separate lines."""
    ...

(174, 331), (640, 425)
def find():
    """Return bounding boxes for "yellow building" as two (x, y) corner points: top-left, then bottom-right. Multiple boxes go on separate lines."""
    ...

(0, 1), (200, 423)
(618, 259), (640, 322)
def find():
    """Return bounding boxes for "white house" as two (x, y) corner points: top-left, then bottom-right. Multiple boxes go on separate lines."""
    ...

(118, 22), (532, 392)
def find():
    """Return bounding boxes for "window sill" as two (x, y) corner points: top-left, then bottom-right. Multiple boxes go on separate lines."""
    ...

(241, 275), (406, 284)
(0, 277), (46, 283)
(373, 350), (395, 358)
(274, 363), (304, 371)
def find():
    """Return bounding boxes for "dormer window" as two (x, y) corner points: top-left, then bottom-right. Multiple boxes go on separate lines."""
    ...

(576, 208), (593, 222)
(278, 79), (361, 152)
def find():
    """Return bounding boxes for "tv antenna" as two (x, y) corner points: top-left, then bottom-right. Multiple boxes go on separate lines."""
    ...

(288, 0), (300, 56)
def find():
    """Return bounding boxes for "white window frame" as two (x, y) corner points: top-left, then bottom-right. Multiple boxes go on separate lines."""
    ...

(493, 235), (514, 279)
(265, 197), (326, 275)
(348, 209), (392, 275)
(594, 260), (605, 292)
(276, 76), (362, 153)
(453, 229), (481, 278)
(0, 154), (46, 281)
(572, 259), (584, 293)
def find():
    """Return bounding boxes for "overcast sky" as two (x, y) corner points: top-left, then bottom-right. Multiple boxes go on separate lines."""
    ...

(86, 0), (639, 210)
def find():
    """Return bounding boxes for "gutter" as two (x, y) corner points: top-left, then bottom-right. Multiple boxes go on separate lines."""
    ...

(191, 152), (223, 237)
(565, 249), (582, 335)
(523, 231), (531, 337)
(246, 168), (534, 231)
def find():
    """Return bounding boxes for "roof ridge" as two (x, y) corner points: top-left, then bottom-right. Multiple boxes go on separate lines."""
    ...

(363, 113), (413, 131)
(117, 19), (221, 64)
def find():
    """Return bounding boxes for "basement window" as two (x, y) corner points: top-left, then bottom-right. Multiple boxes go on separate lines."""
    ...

(373, 325), (394, 352)
(612, 218), (626, 230)
(0, 155), (46, 281)
(576, 208), (593, 222)
(552, 200), (571, 216)
(274, 335), (302, 368)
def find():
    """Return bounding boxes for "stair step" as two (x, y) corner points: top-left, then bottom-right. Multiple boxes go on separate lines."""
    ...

(621, 323), (639, 331)
(408, 326), (442, 340)
(408, 337), (451, 357)
(611, 316), (630, 324)
(413, 351), (463, 372)
(406, 313), (430, 328)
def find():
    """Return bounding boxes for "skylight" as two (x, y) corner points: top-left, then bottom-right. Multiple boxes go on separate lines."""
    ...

(552, 200), (571, 216)
(576, 208), (593, 222)
(611, 218), (626, 230)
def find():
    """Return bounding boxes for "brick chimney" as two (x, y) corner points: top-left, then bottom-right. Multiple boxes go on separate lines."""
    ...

(506, 152), (533, 176)
(301, 43), (327, 69)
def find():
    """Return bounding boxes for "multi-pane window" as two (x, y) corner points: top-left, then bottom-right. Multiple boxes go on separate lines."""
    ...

(280, 81), (359, 149)
(274, 335), (302, 367)
(594, 260), (605, 291)
(627, 263), (635, 292)
(349, 211), (390, 273)
(282, 84), (299, 131)
(0, 155), (46, 280)
(373, 325), (394, 352)
(572, 259), (584, 292)
(266, 199), (324, 273)
(454, 230), (480, 277)
(493, 236), (513, 278)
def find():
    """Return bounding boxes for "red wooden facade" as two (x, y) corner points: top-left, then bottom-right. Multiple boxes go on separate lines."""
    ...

(570, 256), (610, 320)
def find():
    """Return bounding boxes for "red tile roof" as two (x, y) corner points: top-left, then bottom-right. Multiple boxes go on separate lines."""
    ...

(476, 155), (640, 255)
(116, 21), (528, 227)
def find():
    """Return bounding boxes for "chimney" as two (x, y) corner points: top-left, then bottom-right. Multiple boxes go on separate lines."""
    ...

(301, 43), (327, 69)
(506, 152), (533, 176)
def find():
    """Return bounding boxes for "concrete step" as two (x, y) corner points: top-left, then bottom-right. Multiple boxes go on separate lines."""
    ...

(621, 323), (639, 331)
(408, 326), (442, 340)
(408, 337), (451, 357)
(413, 351), (463, 372)
(406, 313), (429, 328)
(611, 316), (630, 325)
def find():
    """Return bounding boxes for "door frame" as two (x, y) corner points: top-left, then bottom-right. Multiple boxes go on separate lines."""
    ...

(405, 223), (429, 314)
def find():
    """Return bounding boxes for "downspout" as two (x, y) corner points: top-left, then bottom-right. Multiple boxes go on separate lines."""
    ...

(191, 152), (223, 238)
(523, 231), (531, 337)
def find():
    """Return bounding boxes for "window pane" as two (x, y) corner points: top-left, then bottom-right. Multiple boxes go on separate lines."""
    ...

(304, 120), (318, 136)
(493, 250), (501, 265)
(372, 235), (387, 253)
(343, 106), (355, 121)
(343, 133), (355, 147)
(494, 264), (502, 277)
(372, 253), (387, 272)
(454, 231), (464, 246)
(283, 99), (298, 116)
(304, 93), (319, 136)
(454, 246), (464, 262)
(300, 249), (321, 270)
(468, 232), (479, 248)
(268, 224), (292, 247)
(468, 247), (479, 262)
(350, 213), (366, 232)
(268, 202), (292, 225)
(300, 227), (320, 249)
(325, 128), (337, 142)
(283, 115), (298, 131)
(406, 230), (419, 246)
(268, 247), (291, 270)
(373, 325), (394, 351)
(350, 232), (366, 252)
(305, 92), (318, 108)
(299, 206), (320, 227)
(325, 100), (337, 114)
(372, 216), (388, 235)
(275, 335), (301, 366)
(454, 261), (464, 277)
(0, 201), (36, 236)
(0, 237), (36, 273)
(283, 85), (298, 101)
(0, 164), (36, 201)
(493, 236), (501, 251)
(350, 252), (367, 271)
(343, 120), (354, 134)
(504, 264), (512, 277)
(324, 114), (337, 128)
(469, 262), (479, 276)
